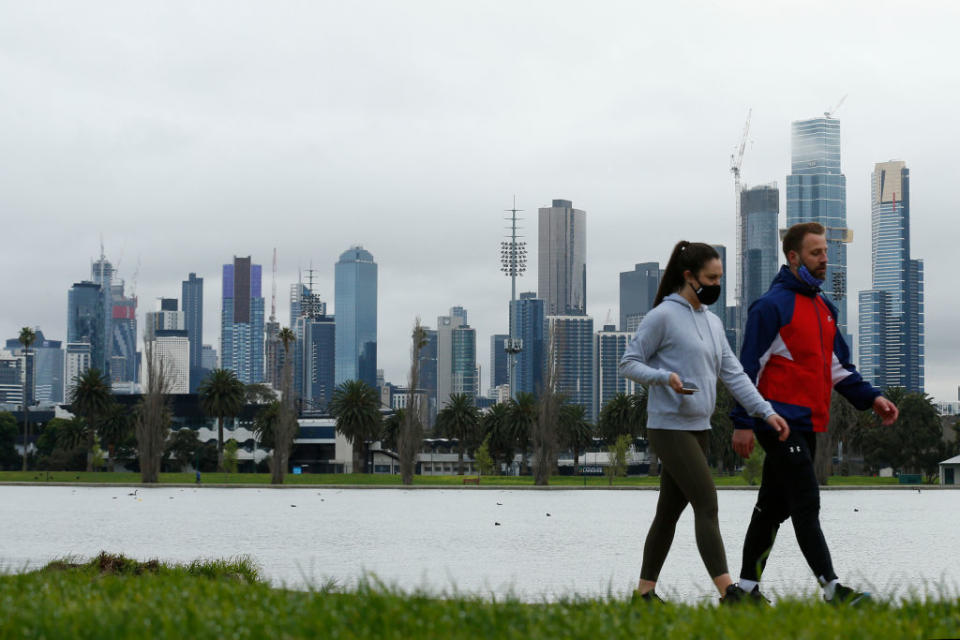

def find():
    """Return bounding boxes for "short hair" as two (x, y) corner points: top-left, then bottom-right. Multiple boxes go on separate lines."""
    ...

(782, 222), (825, 259)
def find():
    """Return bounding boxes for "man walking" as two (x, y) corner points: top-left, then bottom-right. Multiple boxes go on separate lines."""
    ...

(731, 222), (899, 604)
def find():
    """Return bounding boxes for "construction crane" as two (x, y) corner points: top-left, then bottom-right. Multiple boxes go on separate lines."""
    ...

(731, 108), (752, 347)
(824, 94), (847, 119)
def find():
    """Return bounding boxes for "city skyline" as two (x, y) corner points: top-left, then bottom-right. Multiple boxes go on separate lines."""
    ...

(1, 2), (955, 401)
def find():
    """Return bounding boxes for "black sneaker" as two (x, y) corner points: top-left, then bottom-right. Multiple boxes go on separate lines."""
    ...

(631, 589), (664, 604)
(719, 583), (747, 605)
(746, 585), (771, 605)
(827, 584), (871, 606)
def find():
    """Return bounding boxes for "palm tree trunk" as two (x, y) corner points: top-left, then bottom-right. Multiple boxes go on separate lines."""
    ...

(217, 416), (225, 472)
(458, 444), (464, 475)
(573, 448), (579, 473)
(352, 439), (363, 474)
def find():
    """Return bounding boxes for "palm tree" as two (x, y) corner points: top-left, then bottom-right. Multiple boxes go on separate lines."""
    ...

(99, 403), (133, 471)
(69, 368), (113, 472)
(18, 327), (35, 471)
(329, 380), (382, 474)
(198, 368), (246, 472)
(558, 403), (594, 471)
(508, 392), (537, 475)
(437, 393), (479, 475)
(597, 392), (643, 444)
(480, 402), (512, 474)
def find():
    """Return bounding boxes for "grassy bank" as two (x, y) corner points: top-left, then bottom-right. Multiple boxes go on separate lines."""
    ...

(0, 470), (903, 486)
(0, 554), (957, 639)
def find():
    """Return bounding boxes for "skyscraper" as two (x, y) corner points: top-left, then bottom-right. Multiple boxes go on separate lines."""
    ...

(221, 256), (265, 384)
(595, 324), (636, 417)
(510, 292), (545, 396)
(334, 246), (378, 388)
(291, 282), (335, 410)
(452, 324), (478, 399)
(738, 183), (780, 351)
(110, 281), (137, 385)
(181, 273), (204, 392)
(539, 199), (587, 316)
(145, 299), (184, 339)
(90, 257), (114, 380)
(546, 315), (594, 419)
(5, 330), (63, 404)
(64, 342), (92, 401)
(489, 334), (509, 393)
(67, 281), (104, 375)
(143, 329), (190, 393)
(858, 160), (924, 391)
(436, 308), (466, 408)
(786, 117), (852, 343)
(619, 262), (659, 332)
(0, 351), (26, 406)
(708, 246), (727, 320)
(419, 328), (438, 426)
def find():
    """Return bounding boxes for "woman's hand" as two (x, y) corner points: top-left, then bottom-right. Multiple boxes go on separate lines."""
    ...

(668, 373), (695, 395)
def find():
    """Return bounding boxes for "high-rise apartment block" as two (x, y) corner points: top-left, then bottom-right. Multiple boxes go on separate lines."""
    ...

(509, 293), (545, 396)
(181, 273), (204, 391)
(546, 315), (594, 419)
(595, 324), (636, 417)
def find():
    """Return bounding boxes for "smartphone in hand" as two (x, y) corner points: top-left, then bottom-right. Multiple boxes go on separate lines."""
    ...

(680, 380), (699, 394)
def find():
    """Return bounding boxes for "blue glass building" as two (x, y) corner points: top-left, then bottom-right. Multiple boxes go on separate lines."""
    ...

(334, 246), (378, 388)
(182, 273), (204, 391)
(786, 117), (851, 344)
(220, 256), (265, 384)
(110, 282), (137, 385)
(594, 325), (636, 418)
(490, 334), (509, 392)
(738, 183), (780, 351)
(5, 330), (63, 404)
(619, 262), (659, 332)
(858, 161), (924, 391)
(509, 292), (545, 396)
(67, 281), (105, 375)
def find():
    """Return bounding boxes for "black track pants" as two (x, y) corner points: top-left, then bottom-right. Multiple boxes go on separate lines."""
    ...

(739, 429), (837, 583)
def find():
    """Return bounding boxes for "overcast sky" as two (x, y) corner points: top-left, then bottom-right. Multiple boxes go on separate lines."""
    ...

(1, 0), (957, 402)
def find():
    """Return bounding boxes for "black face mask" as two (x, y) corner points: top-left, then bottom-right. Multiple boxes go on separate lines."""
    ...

(690, 279), (721, 306)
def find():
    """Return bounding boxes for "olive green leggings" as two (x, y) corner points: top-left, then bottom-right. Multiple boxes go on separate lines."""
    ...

(640, 428), (728, 581)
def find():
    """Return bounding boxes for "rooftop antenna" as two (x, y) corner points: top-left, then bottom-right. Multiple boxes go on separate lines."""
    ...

(500, 195), (527, 400)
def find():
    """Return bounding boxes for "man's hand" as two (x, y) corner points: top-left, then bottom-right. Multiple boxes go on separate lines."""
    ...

(668, 372), (695, 395)
(732, 429), (755, 458)
(765, 414), (790, 441)
(873, 396), (899, 426)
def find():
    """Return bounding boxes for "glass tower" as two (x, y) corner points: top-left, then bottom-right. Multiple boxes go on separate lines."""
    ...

(67, 281), (105, 375)
(489, 334), (509, 392)
(858, 161), (924, 391)
(220, 256), (265, 384)
(334, 246), (378, 388)
(619, 262), (659, 332)
(182, 273), (204, 391)
(510, 292), (545, 396)
(786, 117), (851, 343)
(594, 325), (636, 418)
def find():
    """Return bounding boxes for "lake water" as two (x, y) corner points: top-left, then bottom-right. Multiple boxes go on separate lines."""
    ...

(1, 486), (957, 603)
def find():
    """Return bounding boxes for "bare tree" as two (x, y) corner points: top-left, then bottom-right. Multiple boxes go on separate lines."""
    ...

(136, 339), (172, 483)
(399, 319), (427, 485)
(271, 327), (299, 484)
(532, 321), (560, 485)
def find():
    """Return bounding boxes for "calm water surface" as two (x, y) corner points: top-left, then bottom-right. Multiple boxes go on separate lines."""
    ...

(1, 486), (957, 603)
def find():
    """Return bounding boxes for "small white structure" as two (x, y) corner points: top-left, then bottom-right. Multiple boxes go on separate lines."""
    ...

(939, 454), (960, 486)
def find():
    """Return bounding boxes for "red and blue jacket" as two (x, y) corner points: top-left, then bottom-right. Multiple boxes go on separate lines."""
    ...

(732, 265), (881, 433)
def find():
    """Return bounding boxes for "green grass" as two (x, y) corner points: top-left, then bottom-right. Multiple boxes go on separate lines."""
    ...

(1, 554), (957, 639)
(0, 470), (903, 486)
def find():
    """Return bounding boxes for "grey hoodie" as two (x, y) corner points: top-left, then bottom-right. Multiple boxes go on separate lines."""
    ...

(619, 293), (774, 431)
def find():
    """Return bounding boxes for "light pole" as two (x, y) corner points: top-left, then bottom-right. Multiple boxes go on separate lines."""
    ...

(500, 197), (527, 400)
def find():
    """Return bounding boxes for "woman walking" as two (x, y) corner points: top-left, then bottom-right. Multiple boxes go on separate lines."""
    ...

(619, 241), (789, 604)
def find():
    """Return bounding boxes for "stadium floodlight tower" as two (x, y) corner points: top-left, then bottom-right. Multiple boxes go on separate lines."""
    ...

(500, 197), (527, 400)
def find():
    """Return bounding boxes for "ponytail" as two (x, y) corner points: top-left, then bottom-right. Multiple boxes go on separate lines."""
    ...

(653, 241), (720, 307)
